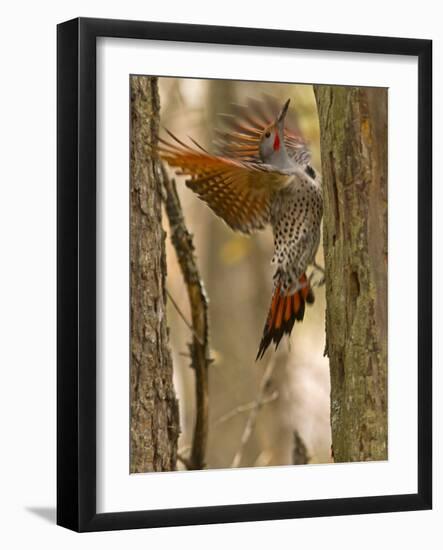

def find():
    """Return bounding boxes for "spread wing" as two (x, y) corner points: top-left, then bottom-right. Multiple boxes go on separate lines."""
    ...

(158, 130), (290, 234)
(214, 94), (311, 166)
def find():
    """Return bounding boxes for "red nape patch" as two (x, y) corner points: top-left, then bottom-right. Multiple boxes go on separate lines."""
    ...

(273, 132), (280, 151)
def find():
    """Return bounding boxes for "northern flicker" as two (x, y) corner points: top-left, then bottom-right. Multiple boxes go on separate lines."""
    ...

(158, 95), (323, 359)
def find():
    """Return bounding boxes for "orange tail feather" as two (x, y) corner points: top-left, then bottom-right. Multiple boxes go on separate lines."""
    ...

(256, 274), (315, 360)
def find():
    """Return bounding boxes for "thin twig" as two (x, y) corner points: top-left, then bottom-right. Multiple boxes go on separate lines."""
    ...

(176, 453), (192, 470)
(231, 358), (278, 468)
(166, 288), (204, 346)
(178, 444), (191, 455)
(213, 391), (279, 427)
(161, 165), (211, 471)
(292, 430), (310, 465)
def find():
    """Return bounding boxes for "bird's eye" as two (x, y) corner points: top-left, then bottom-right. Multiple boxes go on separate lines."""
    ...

(265, 131), (271, 138)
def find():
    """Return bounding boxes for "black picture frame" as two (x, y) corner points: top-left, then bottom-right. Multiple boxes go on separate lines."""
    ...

(57, 17), (432, 532)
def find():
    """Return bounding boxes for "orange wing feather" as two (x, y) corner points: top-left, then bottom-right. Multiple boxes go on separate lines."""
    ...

(158, 130), (289, 234)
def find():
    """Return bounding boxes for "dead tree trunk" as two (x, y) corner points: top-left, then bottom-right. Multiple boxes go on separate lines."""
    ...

(314, 86), (388, 462)
(130, 76), (180, 473)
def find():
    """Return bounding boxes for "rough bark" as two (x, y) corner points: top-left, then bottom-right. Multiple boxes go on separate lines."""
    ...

(130, 76), (180, 473)
(314, 86), (388, 462)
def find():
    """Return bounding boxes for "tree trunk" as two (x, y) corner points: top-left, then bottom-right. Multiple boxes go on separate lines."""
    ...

(130, 76), (180, 473)
(314, 86), (388, 462)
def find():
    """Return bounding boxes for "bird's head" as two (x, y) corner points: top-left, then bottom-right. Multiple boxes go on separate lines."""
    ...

(259, 98), (290, 167)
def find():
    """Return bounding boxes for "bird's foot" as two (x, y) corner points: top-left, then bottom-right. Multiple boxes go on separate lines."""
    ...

(308, 269), (325, 288)
(309, 261), (325, 288)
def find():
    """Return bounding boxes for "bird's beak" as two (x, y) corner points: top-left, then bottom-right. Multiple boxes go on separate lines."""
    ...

(277, 99), (290, 124)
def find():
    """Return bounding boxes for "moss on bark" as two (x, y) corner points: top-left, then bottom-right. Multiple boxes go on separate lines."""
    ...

(314, 86), (388, 462)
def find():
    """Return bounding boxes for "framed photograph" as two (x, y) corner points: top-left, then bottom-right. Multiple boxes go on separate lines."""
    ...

(57, 17), (432, 532)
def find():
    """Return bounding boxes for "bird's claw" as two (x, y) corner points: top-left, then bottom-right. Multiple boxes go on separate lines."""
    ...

(308, 269), (325, 289)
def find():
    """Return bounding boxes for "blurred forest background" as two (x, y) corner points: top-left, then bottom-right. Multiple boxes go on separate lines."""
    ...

(158, 77), (331, 470)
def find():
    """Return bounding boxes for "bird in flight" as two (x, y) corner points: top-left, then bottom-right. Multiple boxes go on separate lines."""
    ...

(158, 95), (323, 359)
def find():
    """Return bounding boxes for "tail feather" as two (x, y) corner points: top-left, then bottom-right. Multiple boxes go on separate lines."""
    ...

(256, 274), (314, 361)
